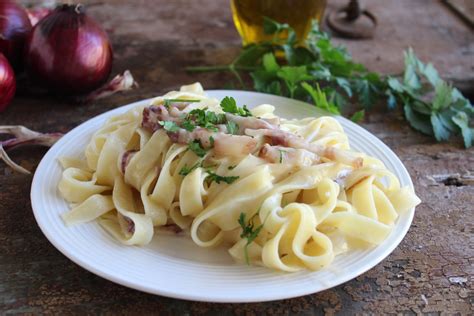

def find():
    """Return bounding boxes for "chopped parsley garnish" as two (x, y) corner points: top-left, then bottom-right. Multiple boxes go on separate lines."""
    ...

(206, 125), (219, 132)
(205, 170), (239, 185)
(238, 211), (265, 265)
(160, 98), (252, 135)
(158, 120), (180, 132)
(220, 96), (252, 117)
(188, 140), (207, 157)
(185, 108), (226, 131)
(186, 109), (205, 125)
(163, 98), (200, 108)
(209, 136), (215, 147)
(178, 161), (201, 176)
(226, 121), (239, 135)
(181, 120), (196, 131)
(205, 111), (227, 125)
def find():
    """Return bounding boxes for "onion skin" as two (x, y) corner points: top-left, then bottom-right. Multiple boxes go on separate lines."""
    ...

(26, 7), (53, 27)
(0, 0), (32, 69)
(24, 4), (113, 95)
(0, 52), (16, 112)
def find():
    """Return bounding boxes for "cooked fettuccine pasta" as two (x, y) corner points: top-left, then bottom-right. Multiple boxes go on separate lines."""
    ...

(58, 83), (421, 272)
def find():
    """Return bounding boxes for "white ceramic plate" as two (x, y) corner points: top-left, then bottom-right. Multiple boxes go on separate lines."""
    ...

(31, 90), (415, 303)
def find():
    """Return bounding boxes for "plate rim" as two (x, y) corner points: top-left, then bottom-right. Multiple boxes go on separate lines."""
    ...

(30, 90), (416, 302)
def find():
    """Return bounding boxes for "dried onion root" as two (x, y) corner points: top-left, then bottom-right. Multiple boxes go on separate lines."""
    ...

(15, 70), (138, 103)
(0, 125), (63, 174)
(82, 70), (139, 102)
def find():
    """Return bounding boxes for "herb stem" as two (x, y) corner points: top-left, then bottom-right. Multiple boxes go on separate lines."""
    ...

(244, 245), (250, 266)
(231, 67), (246, 89)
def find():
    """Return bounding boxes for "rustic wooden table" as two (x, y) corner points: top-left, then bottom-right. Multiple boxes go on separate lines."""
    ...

(1, 0), (473, 314)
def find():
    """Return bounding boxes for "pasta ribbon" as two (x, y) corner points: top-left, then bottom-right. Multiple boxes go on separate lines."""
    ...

(261, 200), (334, 272)
(58, 167), (109, 203)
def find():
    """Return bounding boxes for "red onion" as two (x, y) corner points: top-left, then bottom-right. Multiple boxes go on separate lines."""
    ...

(0, 0), (32, 69)
(25, 4), (113, 95)
(27, 7), (52, 26)
(0, 52), (15, 112)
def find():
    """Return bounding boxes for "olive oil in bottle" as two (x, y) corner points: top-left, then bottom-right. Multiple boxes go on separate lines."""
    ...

(231, 0), (327, 45)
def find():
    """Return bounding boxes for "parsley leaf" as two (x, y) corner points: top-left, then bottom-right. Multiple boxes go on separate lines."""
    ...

(238, 212), (265, 265)
(220, 96), (252, 117)
(277, 66), (312, 98)
(181, 120), (196, 132)
(250, 53), (281, 94)
(263, 16), (290, 35)
(403, 104), (433, 135)
(392, 48), (474, 147)
(353, 72), (383, 109)
(431, 112), (451, 141)
(226, 121), (239, 135)
(185, 108), (226, 131)
(432, 81), (453, 111)
(158, 121), (180, 132)
(188, 140), (207, 157)
(220, 96), (238, 114)
(179, 161), (201, 176)
(452, 112), (473, 148)
(301, 82), (340, 114)
(350, 110), (365, 123)
(262, 53), (280, 72)
(205, 170), (239, 185)
(203, 110), (227, 125)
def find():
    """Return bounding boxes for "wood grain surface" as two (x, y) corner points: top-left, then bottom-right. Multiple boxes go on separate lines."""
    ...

(1, 0), (473, 314)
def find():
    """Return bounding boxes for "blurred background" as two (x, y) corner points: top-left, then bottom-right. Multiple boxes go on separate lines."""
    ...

(17, 0), (473, 98)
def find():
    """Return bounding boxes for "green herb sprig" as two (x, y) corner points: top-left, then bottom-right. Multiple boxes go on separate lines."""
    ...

(221, 96), (252, 117)
(178, 161), (201, 176)
(387, 48), (473, 147)
(186, 108), (226, 132)
(159, 96), (248, 135)
(238, 211), (265, 265)
(205, 170), (239, 185)
(187, 18), (473, 147)
(226, 121), (239, 134)
(188, 19), (381, 115)
(188, 140), (208, 157)
(158, 120), (180, 132)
